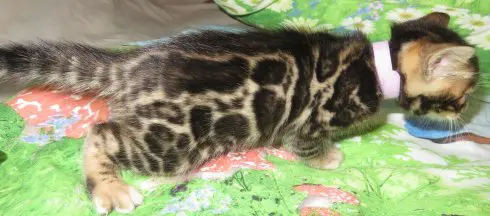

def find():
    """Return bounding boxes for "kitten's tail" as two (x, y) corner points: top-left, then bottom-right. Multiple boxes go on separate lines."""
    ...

(0, 41), (132, 97)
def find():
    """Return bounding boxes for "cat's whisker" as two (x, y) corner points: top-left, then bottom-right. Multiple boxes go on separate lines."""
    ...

(454, 119), (464, 142)
(449, 119), (454, 142)
(456, 116), (470, 142)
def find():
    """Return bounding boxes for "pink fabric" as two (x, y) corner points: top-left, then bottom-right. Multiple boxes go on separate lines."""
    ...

(372, 41), (400, 99)
(193, 147), (298, 179)
(7, 87), (109, 144)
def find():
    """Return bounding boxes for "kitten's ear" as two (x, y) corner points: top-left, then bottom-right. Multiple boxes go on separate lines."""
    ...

(426, 46), (476, 80)
(418, 12), (450, 27)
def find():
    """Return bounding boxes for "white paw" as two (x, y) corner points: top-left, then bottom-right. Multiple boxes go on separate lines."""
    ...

(322, 148), (343, 169)
(92, 181), (143, 214)
(306, 147), (344, 170)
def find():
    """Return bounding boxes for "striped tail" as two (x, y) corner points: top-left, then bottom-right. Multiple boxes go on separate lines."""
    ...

(0, 41), (131, 97)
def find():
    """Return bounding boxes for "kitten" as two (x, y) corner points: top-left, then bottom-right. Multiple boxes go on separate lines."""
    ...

(0, 12), (479, 214)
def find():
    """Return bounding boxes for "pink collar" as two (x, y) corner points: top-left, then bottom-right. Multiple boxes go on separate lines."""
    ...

(372, 41), (400, 99)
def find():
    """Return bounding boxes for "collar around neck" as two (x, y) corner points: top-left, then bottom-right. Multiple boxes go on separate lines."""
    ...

(372, 41), (401, 99)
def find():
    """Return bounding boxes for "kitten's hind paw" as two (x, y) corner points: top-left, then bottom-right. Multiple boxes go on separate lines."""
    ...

(91, 180), (143, 214)
(306, 147), (344, 170)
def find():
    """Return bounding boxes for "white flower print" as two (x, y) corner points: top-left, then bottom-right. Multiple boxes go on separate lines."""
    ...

(282, 17), (320, 29)
(341, 17), (375, 34)
(215, 0), (247, 15)
(467, 30), (490, 50)
(387, 8), (424, 23)
(456, 14), (490, 30)
(372, 11), (381, 21)
(269, 0), (293, 12)
(431, 5), (469, 16)
(242, 0), (271, 6)
(369, 1), (384, 11)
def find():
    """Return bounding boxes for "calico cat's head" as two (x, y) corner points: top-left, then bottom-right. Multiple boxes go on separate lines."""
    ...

(390, 12), (479, 120)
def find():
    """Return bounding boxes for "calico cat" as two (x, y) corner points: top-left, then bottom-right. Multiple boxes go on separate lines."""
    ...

(0, 12), (479, 214)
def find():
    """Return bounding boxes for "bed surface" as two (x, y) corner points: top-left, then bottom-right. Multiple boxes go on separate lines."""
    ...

(1, 1), (490, 216)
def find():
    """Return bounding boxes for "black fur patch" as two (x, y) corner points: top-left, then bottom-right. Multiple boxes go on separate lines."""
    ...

(163, 147), (179, 173)
(153, 101), (185, 124)
(316, 48), (340, 83)
(411, 95), (464, 116)
(163, 52), (250, 95)
(144, 152), (161, 173)
(188, 148), (201, 166)
(144, 123), (175, 154)
(0, 45), (32, 73)
(286, 47), (316, 123)
(102, 122), (131, 168)
(135, 105), (152, 119)
(176, 134), (191, 150)
(251, 59), (287, 85)
(85, 177), (96, 195)
(294, 148), (320, 159)
(133, 153), (149, 174)
(143, 77), (159, 93)
(149, 123), (175, 142)
(130, 137), (162, 172)
(253, 89), (286, 136)
(323, 46), (379, 127)
(144, 133), (163, 153)
(135, 101), (185, 124)
(190, 106), (213, 141)
(214, 114), (250, 143)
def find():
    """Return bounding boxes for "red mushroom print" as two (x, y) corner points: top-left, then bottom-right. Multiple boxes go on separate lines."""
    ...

(192, 149), (275, 180)
(7, 87), (109, 144)
(294, 184), (359, 216)
(191, 147), (301, 180)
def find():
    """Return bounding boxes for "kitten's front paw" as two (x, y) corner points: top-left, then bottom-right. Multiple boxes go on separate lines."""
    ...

(91, 180), (143, 214)
(306, 147), (344, 170)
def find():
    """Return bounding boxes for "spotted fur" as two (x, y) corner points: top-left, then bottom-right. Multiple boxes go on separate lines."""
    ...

(0, 12), (479, 214)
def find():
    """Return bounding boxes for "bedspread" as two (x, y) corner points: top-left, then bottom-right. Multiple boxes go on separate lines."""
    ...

(1, 1), (490, 215)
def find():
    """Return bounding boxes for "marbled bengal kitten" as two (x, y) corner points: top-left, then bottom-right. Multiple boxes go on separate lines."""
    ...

(0, 12), (479, 213)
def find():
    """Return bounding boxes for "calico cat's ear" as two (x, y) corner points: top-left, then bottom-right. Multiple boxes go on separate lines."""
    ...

(418, 12), (450, 27)
(426, 46), (476, 81)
